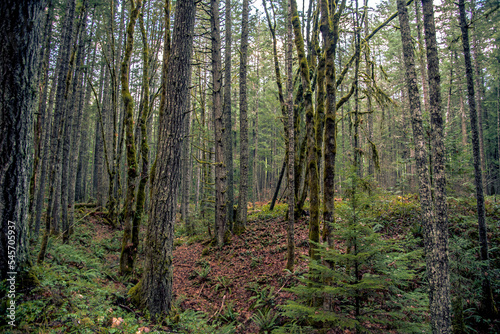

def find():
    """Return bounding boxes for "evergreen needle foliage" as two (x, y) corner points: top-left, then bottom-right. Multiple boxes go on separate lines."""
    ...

(281, 175), (429, 333)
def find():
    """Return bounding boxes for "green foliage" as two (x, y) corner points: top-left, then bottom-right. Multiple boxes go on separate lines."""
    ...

(165, 309), (236, 334)
(281, 176), (429, 333)
(214, 275), (232, 294)
(248, 203), (288, 222)
(251, 308), (279, 333)
(246, 283), (276, 310)
(271, 321), (313, 334)
(448, 206), (500, 332)
(217, 301), (239, 324)
(189, 261), (211, 282)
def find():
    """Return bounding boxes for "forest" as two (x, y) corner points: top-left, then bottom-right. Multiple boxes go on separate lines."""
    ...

(0, 0), (499, 332)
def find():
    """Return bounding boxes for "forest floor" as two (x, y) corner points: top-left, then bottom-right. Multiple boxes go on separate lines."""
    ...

(4, 195), (500, 333)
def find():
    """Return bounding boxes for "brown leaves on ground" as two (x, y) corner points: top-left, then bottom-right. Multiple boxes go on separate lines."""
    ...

(172, 216), (310, 332)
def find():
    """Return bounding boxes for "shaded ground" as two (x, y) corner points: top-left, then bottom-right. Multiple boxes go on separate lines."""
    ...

(5, 196), (500, 333)
(172, 215), (311, 333)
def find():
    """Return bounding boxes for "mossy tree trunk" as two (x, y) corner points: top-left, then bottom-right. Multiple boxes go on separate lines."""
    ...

(286, 0), (295, 272)
(397, 0), (446, 331)
(422, 0), (451, 331)
(320, 0), (347, 248)
(212, 0), (227, 246)
(290, 0), (320, 260)
(134, 0), (196, 318)
(458, 0), (498, 319)
(38, 0), (77, 263)
(31, 0), (55, 240)
(119, 0), (142, 275)
(263, 0), (289, 212)
(128, 6), (151, 270)
(224, 0), (234, 231)
(236, 0), (250, 234)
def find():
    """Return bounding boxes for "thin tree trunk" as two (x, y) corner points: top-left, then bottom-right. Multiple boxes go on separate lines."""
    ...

(38, 0), (77, 263)
(61, 6), (87, 242)
(237, 0), (250, 233)
(120, 0), (142, 275)
(224, 0), (234, 230)
(31, 0), (56, 239)
(415, 0), (430, 114)
(458, 0), (498, 318)
(212, 0), (227, 246)
(129, 7), (151, 273)
(270, 159), (286, 210)
(29, 0), (54, 235)
(286, 0), (295, 271)
(253, 56), (260, 206)
(291, 0), (320, 260)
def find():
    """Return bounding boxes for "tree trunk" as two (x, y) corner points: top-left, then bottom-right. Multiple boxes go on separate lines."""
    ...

(320, 0), (347, 248)
(31, 0), (56, 239)
(415, 0), (430, 114)
(62, 6), (87, 242)
(0, 0), (45, 279)
(120, 0), (142, 275)
(253, 56), (260, 207)
(422, 0), (452, 331)
(128, 8), (151, 274)
(212, 0), (227, 246)
(291, 0), (320, 260)
(29, 0), (54, 235)
(458, 0), (498, 318)
(236, 0), (250, 233)
(286, 0), (295, 271)
(38, 0), (77, 263)
(134, 0), (196, 317)
(181, 108), (192, 234)
(397, 1), (444, 332)
(224, 0), (234, 231)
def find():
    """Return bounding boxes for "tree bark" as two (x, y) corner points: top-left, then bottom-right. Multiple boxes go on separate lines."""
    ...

(224, 0), (234, 230)
(458, 0), (498, 318)
(422, 0), (451, 331)
(236, 0), (250, 233)
(397, 1), (444, 332)
(31, 0), (56, 239)
(0, 0), (45, 278)
(120, 0), (142, 275)
(38, 0), (77, 263)
(135, 0), (196, 318)
(286, 0), (295, 271)
(29, 0), (54, 235)
(212, 0), (227, 246)
(291, 0), (320, 260)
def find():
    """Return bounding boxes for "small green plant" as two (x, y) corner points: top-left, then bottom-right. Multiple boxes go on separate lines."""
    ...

(250, 256), (263, 268)
(281, 174), (429, 333)
(214, 275), (232, 294)
(247, 284), (276, 310)
(217, 301), (239, 324)
(251, 308), (279, 333)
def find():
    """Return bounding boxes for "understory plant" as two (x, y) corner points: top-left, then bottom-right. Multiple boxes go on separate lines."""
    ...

(281, 174), (429, 333)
